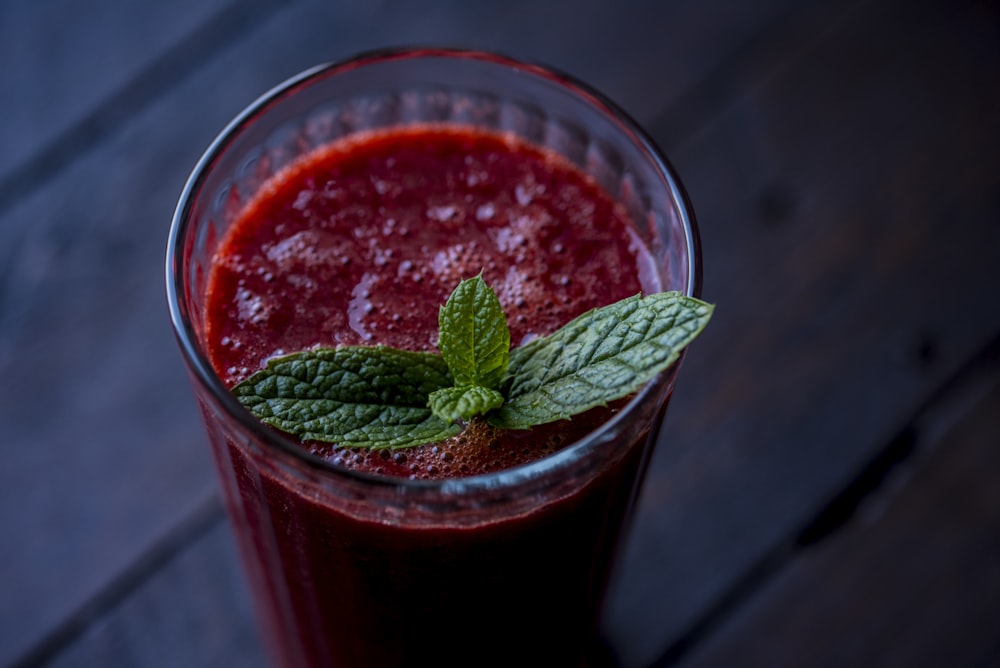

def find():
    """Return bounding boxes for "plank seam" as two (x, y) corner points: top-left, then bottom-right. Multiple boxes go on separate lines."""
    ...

(0, 0), (290, 219)
(648, 331), (1000, 667)
(8, 495), (226, 668)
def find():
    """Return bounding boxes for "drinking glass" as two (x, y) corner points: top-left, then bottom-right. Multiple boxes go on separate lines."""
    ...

(166, 48), (701, 668)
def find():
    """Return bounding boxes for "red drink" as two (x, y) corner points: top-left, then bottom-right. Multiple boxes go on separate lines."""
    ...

(207, 125), (654, 477)
(167, 50), (701, 668)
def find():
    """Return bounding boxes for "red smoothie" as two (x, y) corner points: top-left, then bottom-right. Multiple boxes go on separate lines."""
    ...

(203, 125), (670, 666)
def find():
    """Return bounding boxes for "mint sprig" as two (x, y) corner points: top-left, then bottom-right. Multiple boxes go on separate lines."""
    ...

(233, 276), (713, 449)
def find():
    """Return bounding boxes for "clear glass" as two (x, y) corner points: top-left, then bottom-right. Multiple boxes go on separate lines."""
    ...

(166, 48), (701, 668)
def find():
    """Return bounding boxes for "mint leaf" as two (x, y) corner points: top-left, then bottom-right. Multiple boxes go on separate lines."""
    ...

(233, 346), (460, 449)
(428, 385), (505, 423)
(437, 274), (510, 389)
(229, 280), (713, 451)
(488, 292), (713, 430)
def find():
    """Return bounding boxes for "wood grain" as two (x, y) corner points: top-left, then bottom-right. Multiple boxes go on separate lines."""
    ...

(605, 0), (1000, 663)
(679, 358), (1000, 668)
(0, 0), (283, 195)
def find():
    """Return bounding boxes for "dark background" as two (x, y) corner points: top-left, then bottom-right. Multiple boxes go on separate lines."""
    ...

(2, 0), (998, 666)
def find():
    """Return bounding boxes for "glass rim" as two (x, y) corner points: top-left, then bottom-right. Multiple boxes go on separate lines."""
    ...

(165, 46), (703, 495)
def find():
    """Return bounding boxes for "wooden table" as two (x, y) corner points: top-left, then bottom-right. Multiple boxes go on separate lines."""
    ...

(3, 0), (998, 666)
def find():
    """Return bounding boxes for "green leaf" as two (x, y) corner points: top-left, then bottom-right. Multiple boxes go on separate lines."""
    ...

(233, 346), (460, 449)
(429, 385), (505, 424)
(488, 292), (714, 429)
(437, 274), (510, 389)
(228, 280), (713, 451)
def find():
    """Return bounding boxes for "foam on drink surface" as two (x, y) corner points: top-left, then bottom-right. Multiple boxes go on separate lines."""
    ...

(205, 125), (657, 479)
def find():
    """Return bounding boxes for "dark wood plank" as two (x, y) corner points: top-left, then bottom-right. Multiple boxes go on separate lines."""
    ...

(0, 5), (293, 665)
(604, 0), (1000, 663)
(44, 508), (268, 668)
(0, 0), (243, 182)
(0, 1), (809, 665)
(678, 359), (1000, 668)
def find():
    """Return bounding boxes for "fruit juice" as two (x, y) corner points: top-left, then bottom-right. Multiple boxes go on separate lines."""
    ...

(207, 126), (658, 474)
(204, 126), (664, 666)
